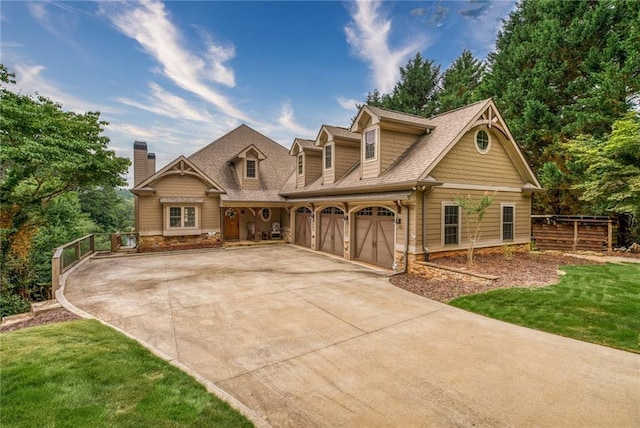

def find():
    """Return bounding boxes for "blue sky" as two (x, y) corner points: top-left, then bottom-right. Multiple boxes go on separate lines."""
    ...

(1, 1), (517, 185)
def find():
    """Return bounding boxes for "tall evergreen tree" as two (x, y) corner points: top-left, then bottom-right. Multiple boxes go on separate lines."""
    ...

(439, 49), (485, 113)
(482, 0), (640, 213)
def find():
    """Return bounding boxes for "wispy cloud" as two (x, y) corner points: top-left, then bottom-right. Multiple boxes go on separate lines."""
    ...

(459, 1), (516, 57)
(117, 82), (213, 123)
(27, 2), (86, 53)
(11, 62), (117, 113)
(103, 0), (249, 121)
(345, 0), (425, 94)
(277, 101), (315, 137)
(337, 96), (359, 111)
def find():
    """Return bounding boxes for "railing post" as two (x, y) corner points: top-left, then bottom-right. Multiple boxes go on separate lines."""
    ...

(111, 233), (119, 252)
(607, 220), (613, 255)
(90, 234), (95, 254)
(51, 249), (62, 295)
(573, 220), (578, 251)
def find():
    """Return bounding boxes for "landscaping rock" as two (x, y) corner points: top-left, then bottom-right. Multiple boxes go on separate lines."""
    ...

(626, 242), (640, 254)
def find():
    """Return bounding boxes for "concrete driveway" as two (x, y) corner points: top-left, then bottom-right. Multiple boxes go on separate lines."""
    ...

(63, 245), (639, 427)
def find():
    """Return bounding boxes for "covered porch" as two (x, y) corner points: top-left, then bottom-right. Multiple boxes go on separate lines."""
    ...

(220, 202), (291, 243)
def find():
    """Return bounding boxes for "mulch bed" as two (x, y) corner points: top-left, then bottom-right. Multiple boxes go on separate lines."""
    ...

(0, 308), (80, 334)
(390, 252), (602, 303)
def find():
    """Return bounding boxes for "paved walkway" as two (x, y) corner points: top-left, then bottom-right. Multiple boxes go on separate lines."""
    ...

(62, 246), (640, 427)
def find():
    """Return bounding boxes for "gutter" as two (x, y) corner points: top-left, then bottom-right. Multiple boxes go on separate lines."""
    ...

(280, 179), (442, 199)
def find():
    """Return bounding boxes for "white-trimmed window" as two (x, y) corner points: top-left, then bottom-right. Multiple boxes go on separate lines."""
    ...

(168, 206), (197, 229)
(364, 129), (376, 160)
(260, 208), (271, 222)
(324, 144), (333, 169)
(297, 154), (304, 175)
(501, 203), (515, 241)
(246, 159), (257, 178)
(443, 203), (460, 245)
(475, 129), (491, 154)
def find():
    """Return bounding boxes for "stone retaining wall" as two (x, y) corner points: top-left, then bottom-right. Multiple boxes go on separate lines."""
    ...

(138, 234), (223, 252)
(409, 261), (498, 285)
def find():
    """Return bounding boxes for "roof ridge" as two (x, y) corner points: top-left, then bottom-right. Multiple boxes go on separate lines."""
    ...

(426, 98), (491, 120)
(366, 104), (431, 121)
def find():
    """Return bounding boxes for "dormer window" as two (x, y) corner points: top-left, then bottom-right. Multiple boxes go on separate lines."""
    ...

(246, 159), (256, 178)
(325, 144), (333, 169)
(365, 129), (376, 160)
(297, 154), (304, 175)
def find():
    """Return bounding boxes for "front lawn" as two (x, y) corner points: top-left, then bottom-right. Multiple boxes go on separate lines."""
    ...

(0, 319), (253, 428)
(450, 263), (640, 353)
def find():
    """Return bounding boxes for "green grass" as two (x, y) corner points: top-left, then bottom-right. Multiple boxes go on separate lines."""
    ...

(450, 263), (640, 353)
(0, 320), (253, 428)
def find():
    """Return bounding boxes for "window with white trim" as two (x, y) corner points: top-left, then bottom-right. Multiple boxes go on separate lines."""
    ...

(168, 206), (196, 228)
(443, 204), (459, 245)
(501, 204), (515, 241)
(324, 144), (332, 169)
(475, 129), (491, 154)
(297, 154), (303, 175)
(246, 159), (256, 178)
(365, 129), (376, 160)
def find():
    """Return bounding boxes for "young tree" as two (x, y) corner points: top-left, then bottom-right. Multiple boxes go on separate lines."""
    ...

(0, 64), (130, 301)
(451, 193), (494, 266)
(438, 49), (485, 113)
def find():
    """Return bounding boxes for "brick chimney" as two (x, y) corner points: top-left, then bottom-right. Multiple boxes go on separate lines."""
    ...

(146, 152), (156, 180)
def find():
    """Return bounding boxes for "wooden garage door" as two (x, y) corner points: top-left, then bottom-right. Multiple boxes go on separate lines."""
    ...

(355, 207), (395, 269)
(295, 207), (312, 248)
(319, 207), (344, 256)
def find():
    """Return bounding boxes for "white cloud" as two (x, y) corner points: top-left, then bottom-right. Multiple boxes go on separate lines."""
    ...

(345, 0), (424, 94)
(117, 82), (213, 123)
(11, 63), (117, 113)
(277, 101), (316, 137)
(103, 0), (249, 121)
(337, 96), (359, 111)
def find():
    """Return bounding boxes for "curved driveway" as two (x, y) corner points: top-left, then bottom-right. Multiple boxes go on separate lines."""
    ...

(64, 245), (639, 427)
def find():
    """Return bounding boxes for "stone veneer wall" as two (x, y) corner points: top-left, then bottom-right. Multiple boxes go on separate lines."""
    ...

(138, 234), (223, 252)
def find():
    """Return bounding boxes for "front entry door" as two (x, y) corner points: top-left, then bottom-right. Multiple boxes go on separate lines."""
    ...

(224, 209), (239, 240)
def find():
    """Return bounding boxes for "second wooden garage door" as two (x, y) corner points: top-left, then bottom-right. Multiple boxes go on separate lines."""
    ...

(319, 207), (344, 256)
(295, 207), (312, 248)
(354, 207), (395, 269)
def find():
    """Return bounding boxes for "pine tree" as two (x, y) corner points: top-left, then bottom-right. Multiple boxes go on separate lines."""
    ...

(439, 49), (485, 113)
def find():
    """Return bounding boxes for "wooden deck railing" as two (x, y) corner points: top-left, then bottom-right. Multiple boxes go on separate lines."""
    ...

(51, 232), (138, 294)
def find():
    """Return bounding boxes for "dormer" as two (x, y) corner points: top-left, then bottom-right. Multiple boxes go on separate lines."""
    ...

(351, 105), (435, 179)
(289, 138), (322, 188)
(228, 144), (266, 190)
(314, 125), (360, 184)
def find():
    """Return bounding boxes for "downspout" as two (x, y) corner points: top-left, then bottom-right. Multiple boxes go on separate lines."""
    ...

(422, 190), (428, 261)
(399, 200), (409, 273)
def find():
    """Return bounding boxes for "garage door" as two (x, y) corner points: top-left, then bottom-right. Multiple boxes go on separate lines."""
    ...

(295, 207), (312, 248)
(355, 207), (395, 269)
(319, 207), (344, 257)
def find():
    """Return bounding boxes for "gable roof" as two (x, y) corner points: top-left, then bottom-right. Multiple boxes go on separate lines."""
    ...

(289, 138), (321, 156)
(281, 99), (541, 197)
(315, 125), (360, 147)
(351, 105), (435, 134)
(188, 124), (294, 202)
(131, 155), (224, 195)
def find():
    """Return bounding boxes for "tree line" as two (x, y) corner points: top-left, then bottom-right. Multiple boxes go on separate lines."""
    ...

(1, 65), (132, 316)
(359, 0), (639, 240)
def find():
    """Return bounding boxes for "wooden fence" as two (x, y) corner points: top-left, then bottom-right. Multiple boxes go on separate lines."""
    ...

(531, 216), (613, 253)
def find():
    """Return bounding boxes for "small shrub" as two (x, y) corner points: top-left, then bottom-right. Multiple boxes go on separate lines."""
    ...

(0, 293), (31, 318)
(502, 245), (515, 261)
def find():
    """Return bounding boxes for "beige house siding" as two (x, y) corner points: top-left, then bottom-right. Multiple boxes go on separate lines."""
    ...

(240, 157), (260, 190)
(137, 175), (220, 236)
(304, 153), (322, 186)
(424, 188), (531, 254)
(430, 128), (525, 187)
(334, 144), (359, 181)
(380, 130), (416, 173)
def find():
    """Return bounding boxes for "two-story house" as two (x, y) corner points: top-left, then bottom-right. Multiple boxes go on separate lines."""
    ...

(131, 99), (542, 272)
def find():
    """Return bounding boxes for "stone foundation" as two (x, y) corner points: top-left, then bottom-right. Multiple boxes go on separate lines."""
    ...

(138, 234), (223, 252)
(409, 261), (498, 285)
(426, 243), (529, 260)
